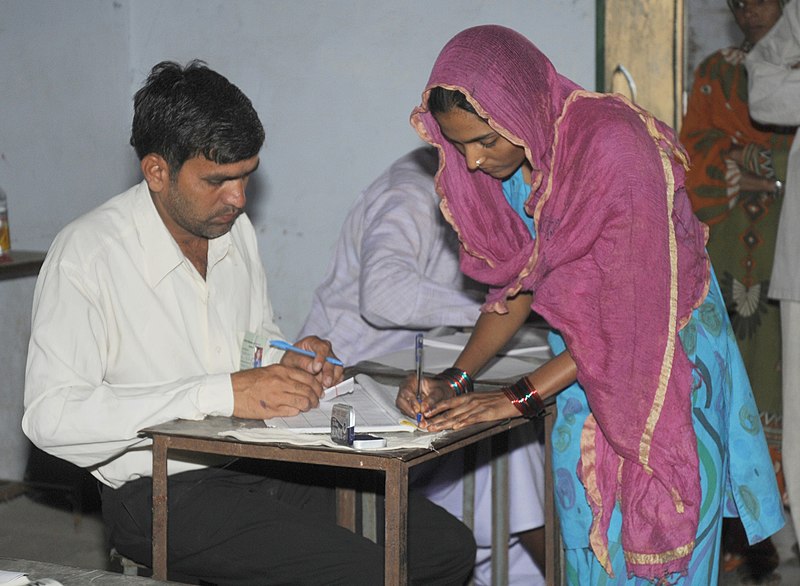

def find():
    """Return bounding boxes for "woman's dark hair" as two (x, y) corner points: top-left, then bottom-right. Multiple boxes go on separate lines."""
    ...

(130, 60), (265, 174)
(727, 0), (788, 10)
(428, 86), (478, 116)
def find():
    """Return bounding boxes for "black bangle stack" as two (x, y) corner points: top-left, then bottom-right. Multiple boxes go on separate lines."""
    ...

(502, 376), (546, 418)
(436, 367), (474, 396)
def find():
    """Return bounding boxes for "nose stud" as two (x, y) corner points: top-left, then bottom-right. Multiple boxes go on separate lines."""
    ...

(475, 158), (485, 167)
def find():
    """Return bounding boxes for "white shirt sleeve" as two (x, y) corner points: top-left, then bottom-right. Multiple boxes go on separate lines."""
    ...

(22, 185), (279, 486)
(22, 255), (233, 471)
(358, 181), (482, 330)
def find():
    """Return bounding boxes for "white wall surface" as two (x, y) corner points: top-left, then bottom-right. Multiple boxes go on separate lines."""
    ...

(0, 0), (595, 479)
(127, 0), (597, 337)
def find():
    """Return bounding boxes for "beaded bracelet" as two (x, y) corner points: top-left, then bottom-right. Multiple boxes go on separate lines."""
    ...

(436, 367), (474, 396)
(502, 376), (546, 418)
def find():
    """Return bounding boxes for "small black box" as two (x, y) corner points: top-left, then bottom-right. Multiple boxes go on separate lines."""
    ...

(330, 403), (355, 446)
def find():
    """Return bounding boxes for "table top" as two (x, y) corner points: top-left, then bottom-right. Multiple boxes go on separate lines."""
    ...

(140, 364), (542, 469)
(141, 414), (531, 469)
(0, 557), (175, 585)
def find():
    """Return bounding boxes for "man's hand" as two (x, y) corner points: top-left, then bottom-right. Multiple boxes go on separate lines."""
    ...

(231, 364), (325, 419)
(282, 335), (344, 389)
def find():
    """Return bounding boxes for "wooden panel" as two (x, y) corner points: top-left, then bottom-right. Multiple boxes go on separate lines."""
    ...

(599, 0), (684, 130)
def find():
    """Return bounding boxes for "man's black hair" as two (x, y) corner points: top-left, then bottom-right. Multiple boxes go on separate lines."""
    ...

(130, 60), (265, 173)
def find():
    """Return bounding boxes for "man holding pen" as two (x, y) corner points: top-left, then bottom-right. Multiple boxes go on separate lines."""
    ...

(22, 61), (475, 585)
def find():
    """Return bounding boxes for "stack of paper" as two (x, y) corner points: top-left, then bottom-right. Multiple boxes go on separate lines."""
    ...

(218, 374), (440, 450)
(0, 570), (30, 586)
(265, 374), (416, 434)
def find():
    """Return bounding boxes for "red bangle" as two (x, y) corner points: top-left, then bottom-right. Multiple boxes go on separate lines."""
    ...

(502, 376), (546, 418)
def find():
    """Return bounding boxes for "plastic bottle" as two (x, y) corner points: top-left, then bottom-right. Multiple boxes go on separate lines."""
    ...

(0, 187), (9, 257)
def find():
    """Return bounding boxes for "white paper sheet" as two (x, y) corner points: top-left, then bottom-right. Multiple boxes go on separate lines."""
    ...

(219, 427), (443, 451)
(423, 327), (550, 357)
(0, 570), (29, 586)
(365, 326), (552, 381)
(264, 374), (417, 433)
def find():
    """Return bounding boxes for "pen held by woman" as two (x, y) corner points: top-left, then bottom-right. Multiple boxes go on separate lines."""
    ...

(415, 333), (424, 424)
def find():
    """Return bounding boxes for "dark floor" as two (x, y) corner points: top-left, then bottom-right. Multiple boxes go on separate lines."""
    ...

(1, 481), (799, 584)
(718, 518), (800, 585)
(0, 490), (110, 572)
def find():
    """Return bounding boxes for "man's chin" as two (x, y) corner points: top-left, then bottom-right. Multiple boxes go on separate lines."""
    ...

(203, 223), (235, 239)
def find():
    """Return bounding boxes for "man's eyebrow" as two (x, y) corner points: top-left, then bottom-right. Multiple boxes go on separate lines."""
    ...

(204, 160), (260, 182)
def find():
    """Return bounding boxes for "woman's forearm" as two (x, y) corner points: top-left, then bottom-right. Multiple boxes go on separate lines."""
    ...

(527, 351), (577, 401)
(453, 292), (532, 376)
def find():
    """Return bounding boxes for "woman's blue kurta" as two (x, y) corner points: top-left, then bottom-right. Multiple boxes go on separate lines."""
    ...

(502, 168), (783, 584)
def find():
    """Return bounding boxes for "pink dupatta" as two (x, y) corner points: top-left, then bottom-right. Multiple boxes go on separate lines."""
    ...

(411, 25), (710, 580)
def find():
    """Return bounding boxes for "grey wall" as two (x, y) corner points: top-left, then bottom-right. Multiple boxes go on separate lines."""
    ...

(127, 0), (597, 336)
(0, 0), (595, 480)
(0, 0), (133, 481)
(685, 0), (743, 95)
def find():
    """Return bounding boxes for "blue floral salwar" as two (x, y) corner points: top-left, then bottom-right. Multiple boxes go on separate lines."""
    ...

(549, 272), (783, 584)
(502, 169), (783, 584)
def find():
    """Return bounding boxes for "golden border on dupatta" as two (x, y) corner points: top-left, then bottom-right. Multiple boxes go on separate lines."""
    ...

(623, 538), (696, 566)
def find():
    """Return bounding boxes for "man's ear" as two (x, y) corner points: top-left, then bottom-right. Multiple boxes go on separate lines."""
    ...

(141, 154), (170, 194)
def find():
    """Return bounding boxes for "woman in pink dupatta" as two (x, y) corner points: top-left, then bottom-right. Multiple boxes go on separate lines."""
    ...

(396, 25), (783, 584)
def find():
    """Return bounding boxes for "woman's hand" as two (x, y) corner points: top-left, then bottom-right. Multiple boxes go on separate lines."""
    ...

(738, 171), (781, 194)
(422, 390), (519, 431)
(396, 374), (454, 425)
(723, 147), (780, 194)
(722, 145), (745, 166)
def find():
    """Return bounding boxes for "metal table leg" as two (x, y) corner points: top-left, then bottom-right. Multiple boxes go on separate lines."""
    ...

(384, 460), (409, 585)
(151, 437), (168, 581)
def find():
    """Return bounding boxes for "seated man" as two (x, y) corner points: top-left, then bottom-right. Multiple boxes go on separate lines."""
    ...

(22, 62), (475, 586)
(299, 146), (546, 585)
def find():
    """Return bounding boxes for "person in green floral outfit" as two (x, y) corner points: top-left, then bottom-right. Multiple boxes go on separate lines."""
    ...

(680, 0), (794, 580)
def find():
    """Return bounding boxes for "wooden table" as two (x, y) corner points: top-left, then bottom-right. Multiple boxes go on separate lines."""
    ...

(0, 249), (46, 281)
(141, 414), (548, 585)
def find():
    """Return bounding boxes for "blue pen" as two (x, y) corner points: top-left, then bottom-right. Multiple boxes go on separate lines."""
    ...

(415, 333), (424, 424)
(269, 340), (345, 366)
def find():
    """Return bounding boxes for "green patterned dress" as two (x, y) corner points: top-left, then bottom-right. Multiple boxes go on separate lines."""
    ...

(680, 46), (794, 471)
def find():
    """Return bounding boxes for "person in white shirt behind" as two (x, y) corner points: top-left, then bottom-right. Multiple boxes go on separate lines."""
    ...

(299, 146), (546, 585)
(22, 62), (476, 586)
(746, 0), (800, 559)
